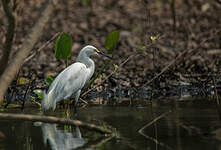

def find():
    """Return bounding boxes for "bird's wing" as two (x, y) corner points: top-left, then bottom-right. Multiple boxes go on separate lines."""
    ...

(48, 62), (90, 102)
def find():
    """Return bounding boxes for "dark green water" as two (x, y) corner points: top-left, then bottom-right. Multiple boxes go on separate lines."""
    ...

(0, 99), (220, 150)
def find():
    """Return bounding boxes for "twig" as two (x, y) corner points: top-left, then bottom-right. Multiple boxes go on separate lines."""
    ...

(21, 72), (34, 110)
(177, 122), (202, 136)
(138, 110), (172, 150)
(24, 32), (61, 63)
(139, 133), (172, 150)
(212, 76), (221, 120)
(144, 30), (221, 87)
(170, 0), (177, 46)
(30, 99), (41, 107)
(79, 98), (88, 104)
(76, 135), (115, 150)
(138, 110), (172, 135)
(0, 113), (113, 134)
(81, 54), (137, 97)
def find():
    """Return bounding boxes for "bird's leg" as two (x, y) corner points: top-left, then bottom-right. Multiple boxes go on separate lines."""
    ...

(74, 90), (81, 117)
(65, 100), (71, 118)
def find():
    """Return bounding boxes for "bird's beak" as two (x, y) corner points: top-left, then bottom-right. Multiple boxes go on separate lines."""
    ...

(96, 49), (112, 59)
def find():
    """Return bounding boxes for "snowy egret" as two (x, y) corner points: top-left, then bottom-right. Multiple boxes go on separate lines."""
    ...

(41, 45), (111, 113)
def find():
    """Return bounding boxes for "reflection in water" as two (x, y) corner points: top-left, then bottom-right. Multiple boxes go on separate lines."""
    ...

(41, 123), (85, 150)
(0, 103), (220, 150)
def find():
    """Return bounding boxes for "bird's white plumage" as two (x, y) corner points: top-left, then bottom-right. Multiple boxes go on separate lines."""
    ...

(41, 45), (110, 112)
(41, 45), (98, 111)
(51, 63), (89, 101)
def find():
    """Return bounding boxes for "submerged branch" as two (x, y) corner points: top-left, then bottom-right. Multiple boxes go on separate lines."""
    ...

(76, 134), (115, 150)
(0, 113), (113, 134)
(138, 110), (172, 134)
(138, 110), (172, 149)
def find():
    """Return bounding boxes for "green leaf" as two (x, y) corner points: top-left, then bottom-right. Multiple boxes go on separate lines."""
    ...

(81, 0), (88, 5)
(139, 45), (146, 51)
(105, 30), (120, 54)
(33, 89), (43, 100)
(45, 75), (54, 86)
(18, 77), (30, 85)
(150, 36), (157, 42)
(113, 64), (119, 70)
(55, 33), (72, 60)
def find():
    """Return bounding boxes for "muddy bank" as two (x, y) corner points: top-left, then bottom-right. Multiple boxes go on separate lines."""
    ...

(0, 0), (221, 104)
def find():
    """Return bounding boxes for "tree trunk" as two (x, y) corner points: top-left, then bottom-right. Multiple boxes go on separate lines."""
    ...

(0, 0), (16, 75)
(0, 0), (58, 103)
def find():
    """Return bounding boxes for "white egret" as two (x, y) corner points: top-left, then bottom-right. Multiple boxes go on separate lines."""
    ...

(41, 45), (111, 113)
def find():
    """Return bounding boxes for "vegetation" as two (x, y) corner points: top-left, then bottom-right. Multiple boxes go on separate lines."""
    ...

(0, 0), (220, 149)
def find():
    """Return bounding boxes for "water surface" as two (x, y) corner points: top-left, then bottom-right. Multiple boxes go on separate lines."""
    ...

(0, 99), (220, 150)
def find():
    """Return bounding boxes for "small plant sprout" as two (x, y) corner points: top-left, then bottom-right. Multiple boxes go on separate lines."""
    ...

(113, 64), (119, 70)
(150, 36), (157, 42)
(139, 45), (146, 51)
(83, 30), (120, 92)
(45, 75), (54, 86)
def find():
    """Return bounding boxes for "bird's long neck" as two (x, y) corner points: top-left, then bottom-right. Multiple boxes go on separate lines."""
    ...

(76, 53), (95, 77)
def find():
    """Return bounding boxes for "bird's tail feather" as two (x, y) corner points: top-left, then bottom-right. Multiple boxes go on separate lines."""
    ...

(41, 90), (54, 111)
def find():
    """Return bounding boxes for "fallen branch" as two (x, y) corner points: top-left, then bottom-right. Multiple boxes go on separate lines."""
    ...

(0, 113), (113, 134)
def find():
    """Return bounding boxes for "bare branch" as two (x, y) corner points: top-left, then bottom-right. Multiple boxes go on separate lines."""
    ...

(0, 112), (114, 134)
(144, 29), (221, 87)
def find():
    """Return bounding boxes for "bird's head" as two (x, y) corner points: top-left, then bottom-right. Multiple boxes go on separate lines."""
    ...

(81, 45), (111, 59)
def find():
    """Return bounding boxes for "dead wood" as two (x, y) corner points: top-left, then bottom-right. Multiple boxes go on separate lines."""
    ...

(0, 112), (113, 134)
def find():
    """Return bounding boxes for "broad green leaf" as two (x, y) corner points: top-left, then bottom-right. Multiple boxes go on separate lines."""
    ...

(55, 33), (72, 60)
(45, 75), (54, 86)
(105, 30), (120, 54)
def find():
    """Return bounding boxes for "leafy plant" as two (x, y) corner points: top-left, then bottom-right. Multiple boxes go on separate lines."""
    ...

(83, 30), (120, 92)
(105, 30), (120, 54)
(113, 64), (119, 70)
(54, 33), (72, 67)
(31, 89), (43, 107)
(33, 89), (43, 100)
(45, 75), (54, 86)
